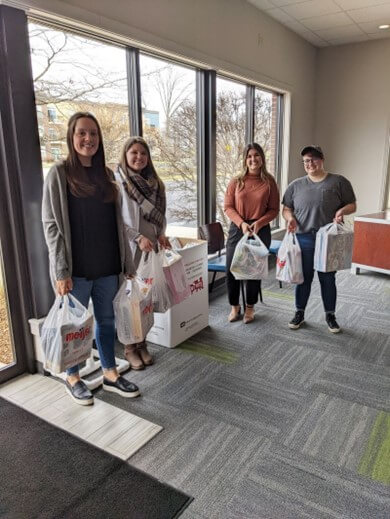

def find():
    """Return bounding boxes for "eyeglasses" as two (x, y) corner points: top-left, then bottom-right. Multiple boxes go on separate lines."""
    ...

(302, 158), (320, 165)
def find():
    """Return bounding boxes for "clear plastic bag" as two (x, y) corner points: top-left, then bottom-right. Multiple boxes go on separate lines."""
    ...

(230, 233), (269, 280)
(276, 232), (304, 284)
(138, 251), (173, 313)
(113, 277), (154, 344)
(40, 293), (94, 374)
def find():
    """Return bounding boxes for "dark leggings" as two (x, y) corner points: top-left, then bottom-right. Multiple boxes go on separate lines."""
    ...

(226, 222), (271, 306)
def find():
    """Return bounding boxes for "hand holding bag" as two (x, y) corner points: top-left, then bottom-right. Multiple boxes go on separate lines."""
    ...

(276, 232), (304, 284)
(41, 293), (94, 374)
(113, 277), (154, 344)
(230, 233), (269, 280)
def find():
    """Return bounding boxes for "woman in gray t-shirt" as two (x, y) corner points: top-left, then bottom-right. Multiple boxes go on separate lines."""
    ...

(282, 145), (356, 333)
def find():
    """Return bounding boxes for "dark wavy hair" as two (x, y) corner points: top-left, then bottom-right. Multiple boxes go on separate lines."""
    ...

(236, 142), (274, 191)
(64, 112), (117, 202)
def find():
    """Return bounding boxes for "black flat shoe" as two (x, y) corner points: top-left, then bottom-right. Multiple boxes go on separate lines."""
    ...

(102, 376), (140, 398)
(65, 379), (94, 406)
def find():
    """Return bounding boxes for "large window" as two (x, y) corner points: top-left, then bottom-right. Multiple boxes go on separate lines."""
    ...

(29, 22), (130, 175)
(139, 54), (198, 236)
(216, 77), (246, 230)
(28, 21), (284, 233)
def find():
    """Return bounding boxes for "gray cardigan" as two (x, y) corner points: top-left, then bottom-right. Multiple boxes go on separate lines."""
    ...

(42, 162), (135, 289)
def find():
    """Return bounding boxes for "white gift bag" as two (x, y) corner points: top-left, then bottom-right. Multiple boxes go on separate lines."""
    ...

(41, 294), (94, 374)
(138, 251), (173, 313)
(161, 249), (191, 305)
(314, 223), (354, 272)
(276, 232), (304, 284)
(113, 278), (154, 344)
(230, 233), (269, 280)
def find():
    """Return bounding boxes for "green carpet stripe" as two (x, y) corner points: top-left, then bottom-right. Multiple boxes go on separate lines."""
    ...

(358, 411), (390, 485)
(262, 289), (294, 301)
(177, 341), (237, 364)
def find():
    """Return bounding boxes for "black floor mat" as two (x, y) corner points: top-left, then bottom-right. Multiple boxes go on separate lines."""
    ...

(0, 397), (192, 519)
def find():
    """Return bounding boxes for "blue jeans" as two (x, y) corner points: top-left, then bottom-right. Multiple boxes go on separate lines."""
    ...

(66, 275), (119, 375)
(295, 233), (336, 314)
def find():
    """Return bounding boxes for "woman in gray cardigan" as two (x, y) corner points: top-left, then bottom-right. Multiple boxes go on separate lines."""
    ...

(116, 137), (170, 369)
(42, 112), (140, 405)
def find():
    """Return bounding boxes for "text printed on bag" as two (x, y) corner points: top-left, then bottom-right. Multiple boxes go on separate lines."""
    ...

(65, 326), (91, 343)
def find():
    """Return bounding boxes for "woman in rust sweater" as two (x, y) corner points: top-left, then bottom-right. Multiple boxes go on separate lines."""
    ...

(224, 143), (280, 323)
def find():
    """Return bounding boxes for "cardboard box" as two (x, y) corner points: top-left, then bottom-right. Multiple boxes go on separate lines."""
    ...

(146, 238), (209, 348)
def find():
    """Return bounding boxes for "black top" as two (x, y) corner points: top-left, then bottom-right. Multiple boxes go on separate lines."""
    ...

(67, 165), (121, 280)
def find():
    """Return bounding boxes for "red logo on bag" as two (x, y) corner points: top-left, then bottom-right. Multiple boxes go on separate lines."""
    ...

(143, 277), (154, 285)
(276, 258), (286, 268)
(143, 302), (153, 315)
(65, 326), (91, 343)
(190, 277), (204, 294)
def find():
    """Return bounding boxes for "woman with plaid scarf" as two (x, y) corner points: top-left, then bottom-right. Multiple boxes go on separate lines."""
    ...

(116, 137), (170, 369)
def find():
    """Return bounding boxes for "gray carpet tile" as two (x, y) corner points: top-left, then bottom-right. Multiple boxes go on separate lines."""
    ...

(311, 356), (390, 411)
(95, 267), (390, 518)
(282, 393), (378, 471)
(186, 371), (307, 437)
(224, 339), (331, 390)
(130, 413), (270, 500)
(219, 444), (390, 519)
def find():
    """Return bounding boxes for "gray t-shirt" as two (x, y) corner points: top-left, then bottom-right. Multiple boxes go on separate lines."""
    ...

(282, 173), (356, 233)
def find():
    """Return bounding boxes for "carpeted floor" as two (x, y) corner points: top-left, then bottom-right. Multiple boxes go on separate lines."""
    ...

(98, 266), (390, 518)
(0, 397), (192, 519)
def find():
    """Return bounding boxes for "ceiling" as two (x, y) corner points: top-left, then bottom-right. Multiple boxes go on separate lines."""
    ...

(247, 0), (390, 46)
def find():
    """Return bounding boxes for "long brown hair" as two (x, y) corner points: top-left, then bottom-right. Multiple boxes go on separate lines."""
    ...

(236, 143), (274, 191)
(64, 112), (117, 202)
(119, 136), (165, 193)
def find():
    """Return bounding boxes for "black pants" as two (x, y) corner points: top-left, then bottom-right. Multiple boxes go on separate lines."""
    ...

(226, 222), (271, 306)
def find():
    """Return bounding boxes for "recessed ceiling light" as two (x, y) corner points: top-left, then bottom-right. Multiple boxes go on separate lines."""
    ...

(378, 24), (390, 29)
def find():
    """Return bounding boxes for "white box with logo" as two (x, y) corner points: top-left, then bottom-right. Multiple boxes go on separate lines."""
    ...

(146, 238), (209, 348)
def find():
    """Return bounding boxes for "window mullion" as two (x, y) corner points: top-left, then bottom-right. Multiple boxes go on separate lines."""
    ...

(126, 46), (143, 136)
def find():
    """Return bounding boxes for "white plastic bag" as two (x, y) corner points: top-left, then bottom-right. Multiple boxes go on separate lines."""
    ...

(161, 249), (190, 305)
(41, 293), (94, 374)
(314, 223), (354, 272)
(138, 251), (173, 313)
(276, 232), (304, 284)
(113, 277), (154, 344)
(230, 233), (269, 280)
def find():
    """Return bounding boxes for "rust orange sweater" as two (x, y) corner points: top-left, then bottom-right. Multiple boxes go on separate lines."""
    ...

(224, 175), (280, 229)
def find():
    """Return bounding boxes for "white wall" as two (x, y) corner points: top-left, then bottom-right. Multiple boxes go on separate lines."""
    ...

(19, 0), (317, 185)
(316, 39), (390, 214)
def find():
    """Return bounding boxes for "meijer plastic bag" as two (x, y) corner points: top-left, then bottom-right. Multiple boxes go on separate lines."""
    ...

(276, 232), (304, 284)
(41, 293), (93, 374)
(113, 277), (154, 344)
(161, 249), (190, 305)
(230, 233), (269, 280)
(138, 251), (173, 313)
(314, 223), (354, 272)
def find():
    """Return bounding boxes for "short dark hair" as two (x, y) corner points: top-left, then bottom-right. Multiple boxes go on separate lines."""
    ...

(301, 145), (324, 159)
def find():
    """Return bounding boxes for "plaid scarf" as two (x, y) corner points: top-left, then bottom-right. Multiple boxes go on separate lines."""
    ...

(117, 166), (166, 235)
